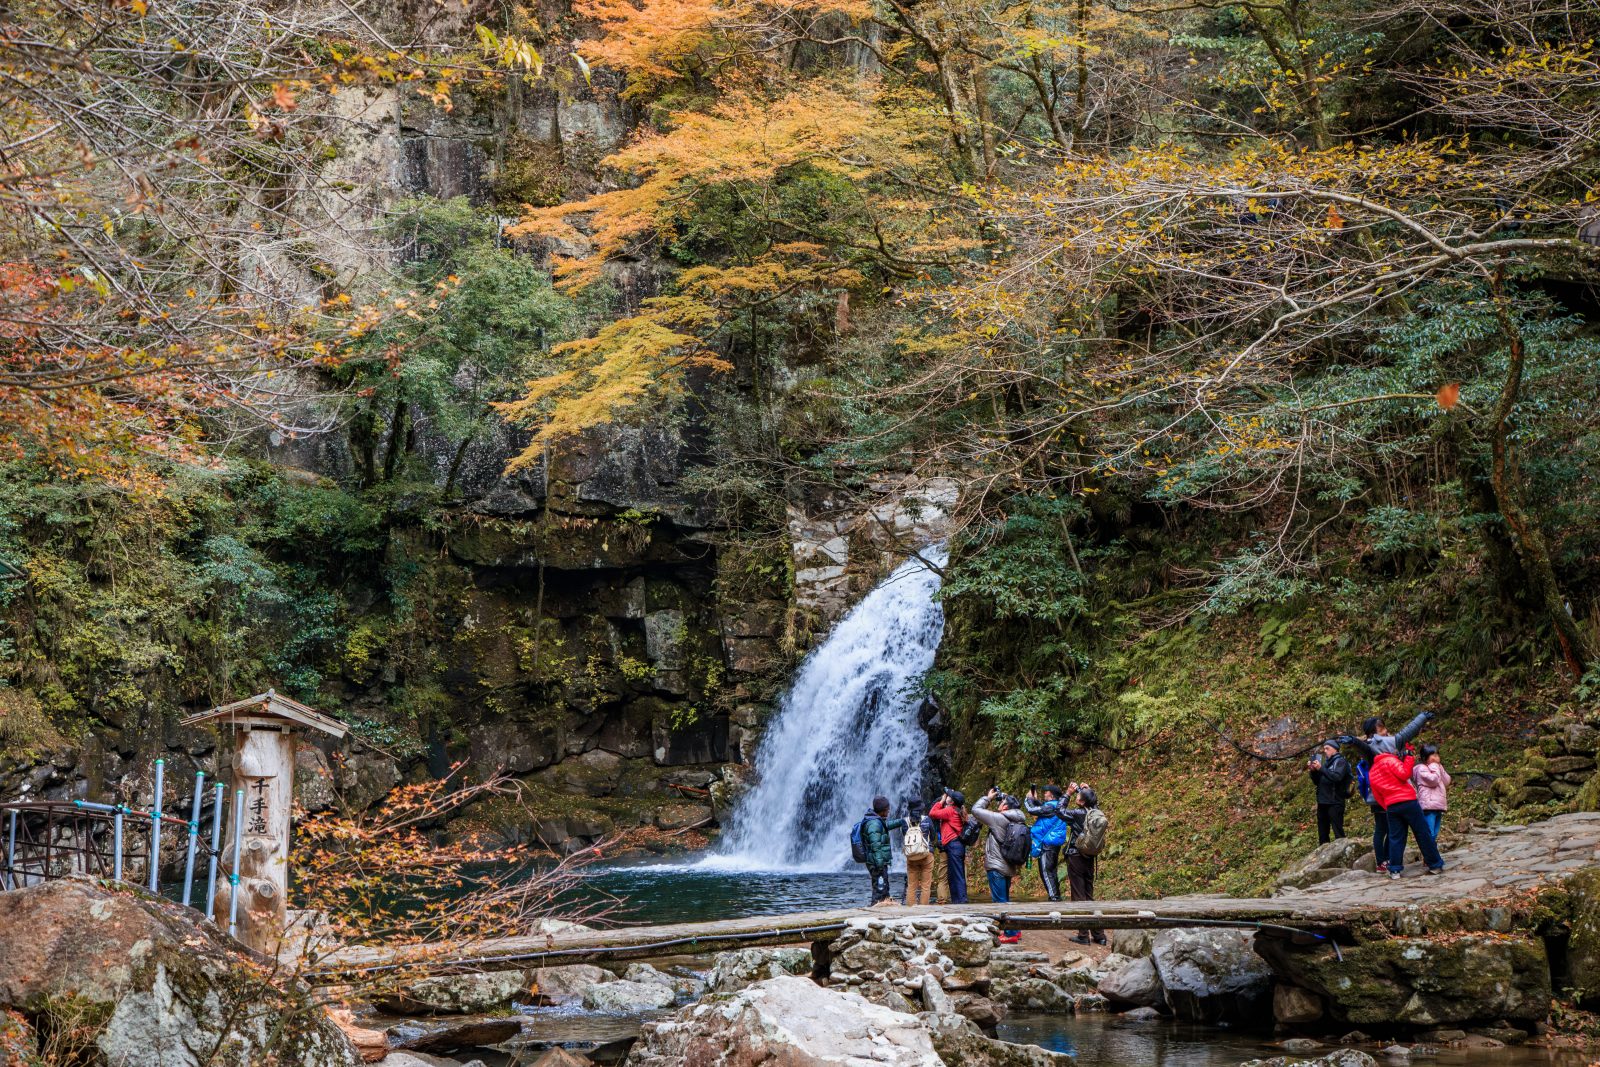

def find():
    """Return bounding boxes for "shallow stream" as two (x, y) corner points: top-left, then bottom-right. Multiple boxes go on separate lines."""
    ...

(485, 1008), (1593, 1066)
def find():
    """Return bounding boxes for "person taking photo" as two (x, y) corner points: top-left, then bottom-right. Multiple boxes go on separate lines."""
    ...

(1308, 740), (1352, 844)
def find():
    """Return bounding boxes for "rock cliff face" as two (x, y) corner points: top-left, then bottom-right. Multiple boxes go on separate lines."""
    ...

(0, 418), (793, 851)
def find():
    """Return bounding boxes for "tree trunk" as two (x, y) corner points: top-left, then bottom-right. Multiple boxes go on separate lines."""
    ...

(381, 394), (408, 483)
(1487, 271), (1592, 678)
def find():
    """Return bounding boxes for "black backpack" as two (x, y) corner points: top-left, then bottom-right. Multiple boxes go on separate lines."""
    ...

(958, 817), (981, 848)
(999, 820), (1032, 867)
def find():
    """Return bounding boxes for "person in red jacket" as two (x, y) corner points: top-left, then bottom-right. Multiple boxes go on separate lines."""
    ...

(1368, 748), (1445, 878)
(929, 788), (969, 904)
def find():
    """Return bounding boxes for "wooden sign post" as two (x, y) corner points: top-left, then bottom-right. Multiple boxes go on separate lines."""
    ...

(181, 690), (347, 955)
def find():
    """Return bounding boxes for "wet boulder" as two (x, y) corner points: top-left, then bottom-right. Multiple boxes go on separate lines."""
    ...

(388, 1017), (522, 1054)
(706, 946), (812, 993)
(1149, 927), (1272, 1023)
(0, 880), (357, 1067)
(373, 971), (528, 1015)
(623, 963), (705, 999)
(1097, 955), (1164, 1009)
(581, 979), (676, 1013)
(530, 964), (614, 1003)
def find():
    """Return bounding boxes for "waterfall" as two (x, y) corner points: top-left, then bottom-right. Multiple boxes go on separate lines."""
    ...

(708, 548), (947, 872)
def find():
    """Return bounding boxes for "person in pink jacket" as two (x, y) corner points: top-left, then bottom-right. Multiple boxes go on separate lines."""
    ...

(1412, 744), (1451, 838)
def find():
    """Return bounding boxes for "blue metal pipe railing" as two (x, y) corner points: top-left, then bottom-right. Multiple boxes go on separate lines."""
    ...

(204, 781), (224, 919)
(148, 759), (164, 893)
(7, 779), (234, 932)
(181, 772), (204, 908)
(227, 789), (245, 939)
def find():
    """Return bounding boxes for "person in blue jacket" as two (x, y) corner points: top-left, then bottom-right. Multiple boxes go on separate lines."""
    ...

(1024, 785), (1069, 901)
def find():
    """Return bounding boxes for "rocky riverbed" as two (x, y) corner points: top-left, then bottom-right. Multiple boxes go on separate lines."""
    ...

(10, 812), (1600, 1066)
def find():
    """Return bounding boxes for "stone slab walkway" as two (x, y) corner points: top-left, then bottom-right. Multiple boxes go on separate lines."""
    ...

(1281, 810), (1600, 909)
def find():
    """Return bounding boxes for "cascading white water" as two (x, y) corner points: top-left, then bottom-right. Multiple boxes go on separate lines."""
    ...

(707, 548), (948, 872)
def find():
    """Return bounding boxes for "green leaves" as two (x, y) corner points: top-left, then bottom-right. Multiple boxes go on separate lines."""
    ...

(942, 495), (1090, 624)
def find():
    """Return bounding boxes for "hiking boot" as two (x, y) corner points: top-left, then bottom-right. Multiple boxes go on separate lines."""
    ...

(1072, 934), (1091, 944)
(1093, 937), (1108, 946)
(1425, 865), (1445, 876)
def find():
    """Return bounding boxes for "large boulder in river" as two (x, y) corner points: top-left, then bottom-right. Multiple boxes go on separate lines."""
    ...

(0, 880), (357, 1067)
(531, 963), (615, 1002)
(583, 978), (677, 1013)
(1150, 928), (1272, 1023)
(1254, 932), (1550, 1026)
(373, 970), (528, 1015)
(624, 975), (1070, 1066)
(1097, 955), (1164, 1009)
(706, 946), (812, 993)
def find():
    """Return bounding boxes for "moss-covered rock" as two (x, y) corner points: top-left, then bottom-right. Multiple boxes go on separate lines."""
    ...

(0, 880), (356, 1067)
(1254, 932), (1550, 1027)
(1559, 868), (1600, 1006)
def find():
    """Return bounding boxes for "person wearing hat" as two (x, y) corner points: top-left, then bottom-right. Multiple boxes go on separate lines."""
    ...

(1062, 783), (1107, 945)
(928, 787), (969, 904)
(1307, 740), (1352, 844)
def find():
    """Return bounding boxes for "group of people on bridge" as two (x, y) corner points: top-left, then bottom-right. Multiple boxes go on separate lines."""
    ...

(1306, 711), (1452, 878)
(852, 782), (1109, 945)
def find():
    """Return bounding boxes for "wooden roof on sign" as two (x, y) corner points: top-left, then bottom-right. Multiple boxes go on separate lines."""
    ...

(179, 689), (348, 738)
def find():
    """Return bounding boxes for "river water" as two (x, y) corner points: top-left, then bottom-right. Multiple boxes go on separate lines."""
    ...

(577, 864), (908, 923)
(494, 1009), (1592, 1066)
(993, 1015), (1590, 1067)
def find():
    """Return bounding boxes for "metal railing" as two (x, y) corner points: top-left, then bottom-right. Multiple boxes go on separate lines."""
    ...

(1, 761), (248, 937)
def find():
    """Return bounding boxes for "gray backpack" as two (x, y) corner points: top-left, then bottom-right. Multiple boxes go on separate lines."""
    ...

(1076, 807), (1110, 856)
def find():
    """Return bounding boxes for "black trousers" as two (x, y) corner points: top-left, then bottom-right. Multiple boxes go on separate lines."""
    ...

(1039, 845), (1063, 901)
(1317, 802), (1346, 844)
(1370, 802), (1389, 867)
(867, 864), (891, 903)
(1067, 853), (1105, 943)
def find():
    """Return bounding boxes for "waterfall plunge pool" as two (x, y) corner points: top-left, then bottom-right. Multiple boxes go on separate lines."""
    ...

(554, 548), (953, 924)
(572, 861), (909, 924)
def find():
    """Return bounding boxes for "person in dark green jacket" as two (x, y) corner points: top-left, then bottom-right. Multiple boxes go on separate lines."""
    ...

(860, 795), (906, 904)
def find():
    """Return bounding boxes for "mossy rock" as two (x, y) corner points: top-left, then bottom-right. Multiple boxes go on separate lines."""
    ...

(0, 881), (356, 1066)
(1255, 932), (1550, 1026)
(1559, 868), (1600, 1006)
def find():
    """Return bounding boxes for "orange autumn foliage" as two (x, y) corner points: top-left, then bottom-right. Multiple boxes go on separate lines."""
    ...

(498, 84), (955, 458)
(576, 0), (874, 94)
(510, 86), (938, 288)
